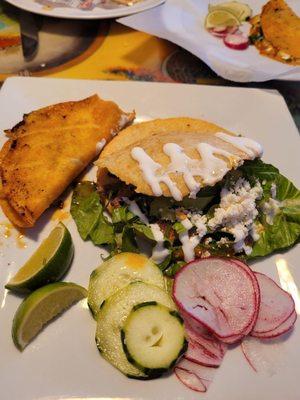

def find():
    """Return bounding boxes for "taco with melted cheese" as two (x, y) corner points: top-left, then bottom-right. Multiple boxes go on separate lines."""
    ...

(0, 95), (135, 228)
(71, 118), (300, 275)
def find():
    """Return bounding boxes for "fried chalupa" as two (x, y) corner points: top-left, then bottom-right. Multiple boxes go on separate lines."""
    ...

(0, 95), (134, 227)
(250, 0), (300, 65)
(96, 118), (261, 199)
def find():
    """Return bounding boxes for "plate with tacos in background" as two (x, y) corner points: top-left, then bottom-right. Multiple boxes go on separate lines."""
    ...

(118, 0), (300, 82)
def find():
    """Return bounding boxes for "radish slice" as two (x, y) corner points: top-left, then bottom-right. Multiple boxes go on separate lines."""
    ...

(251, 272), (295, 335)
(208, 26), (238, 38)
(174, 368), (206, 392)
(184, 318), (226, 359)
(241, 337), (285, 376)
(253, 311), (297, 339)
(223, 33), (249, 50)
(173, 257), (258, 340)
(216, 333), (244, 344)
(185, 338), (222, 367)
(176, 357), (217, 383)
(230, 259), (260, 336)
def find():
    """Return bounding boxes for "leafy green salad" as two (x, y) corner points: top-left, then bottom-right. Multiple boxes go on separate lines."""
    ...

(71, 159), (300, 276)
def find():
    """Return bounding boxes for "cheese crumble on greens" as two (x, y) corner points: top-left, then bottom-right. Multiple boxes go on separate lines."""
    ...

(71, 159), (300, 276)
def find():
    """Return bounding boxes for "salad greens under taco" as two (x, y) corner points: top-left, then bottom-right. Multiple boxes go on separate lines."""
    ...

(71, 117), (300, 276)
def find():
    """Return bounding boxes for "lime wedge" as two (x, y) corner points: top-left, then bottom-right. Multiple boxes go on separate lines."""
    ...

(208, 2), (252, 22)
(5, 223), (74, 293)
(12, 282), (87, 351)
(205, 9), (241, 29)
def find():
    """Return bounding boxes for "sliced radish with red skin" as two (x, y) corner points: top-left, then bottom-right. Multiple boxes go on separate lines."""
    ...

(253, 311), (297, 339)
(211, 25), (228, 33)
(208, 26), (238, 38)
(215, 333), (244, 344)
(228, 26), (239, 34)
(230, 259), (260, 336)
(176, 357), (216, 383)
(184, 318), (226, 359)
(241, 337), (283, 376)
(223, 33), (249, 50)
(185, 339), (222, 367)
(173, 257), (258, 339)
(181, 309), (210, 336)
(174, 368), (206, 392)
(251, 272), (295, 335)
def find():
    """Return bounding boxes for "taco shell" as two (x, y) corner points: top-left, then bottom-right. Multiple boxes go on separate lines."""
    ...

(0, 95), (134, 227)
(97, 118), (260, 198)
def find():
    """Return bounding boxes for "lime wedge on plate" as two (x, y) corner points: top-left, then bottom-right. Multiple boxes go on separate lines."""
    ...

(208, 2), (252, 21)
(12, 282), (87, 351)
(5, 223), (74, 293)
(205, 9), (241, 29)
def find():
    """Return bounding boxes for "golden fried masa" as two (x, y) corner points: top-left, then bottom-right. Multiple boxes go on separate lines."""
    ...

(96, 118), (256, 198)
(0, 95), (135, 227)
(250, 0), (300, 65)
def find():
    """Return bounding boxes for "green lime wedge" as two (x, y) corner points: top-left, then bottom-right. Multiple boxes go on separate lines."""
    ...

(205, 9), (241, 29)
(12, 282), (87, 351)
(5, 223), (74, 293)
(208, 2), (252, 22)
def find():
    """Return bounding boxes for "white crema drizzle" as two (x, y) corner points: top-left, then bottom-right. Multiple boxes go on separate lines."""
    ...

(196, 143), (240, 186)
(150, 224), (169, 264)
(131, 132), (263, 200)
(179, 217), (199, 262)
(215, 132), (263, 158)
(163, 143), (201, 199)
(129, 133), (263, 261)
(123, 198), (149, 224)
(131, 147), (182, 201)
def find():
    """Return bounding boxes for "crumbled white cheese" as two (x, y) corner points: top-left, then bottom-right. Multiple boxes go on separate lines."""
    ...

(208, 178), (263, 254)
(218, 237), (230, 245)
(190, 214), (207, 240)
(204, 237), (213, 245)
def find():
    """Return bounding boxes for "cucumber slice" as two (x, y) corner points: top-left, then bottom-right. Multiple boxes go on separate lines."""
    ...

(209, 2), (252, 21)
(96, 281), (176, 379)
(122, 302), (187, 375)
(88, 252), (165, 318)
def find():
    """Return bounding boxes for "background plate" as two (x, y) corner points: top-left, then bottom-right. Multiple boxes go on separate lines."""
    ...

(4, 0), (165, 19)
(0, 77), (299, 400)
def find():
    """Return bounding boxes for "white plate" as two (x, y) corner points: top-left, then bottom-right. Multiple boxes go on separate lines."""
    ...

(0, 77), (299, 400)
(118, 0), (300, 82)
(4, 0), (165, 19)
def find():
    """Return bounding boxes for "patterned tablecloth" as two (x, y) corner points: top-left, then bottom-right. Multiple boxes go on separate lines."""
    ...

(0, 0), (299, 129)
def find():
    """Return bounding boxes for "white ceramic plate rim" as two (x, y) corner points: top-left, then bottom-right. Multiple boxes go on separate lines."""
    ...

(4, 0), (165, 19)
